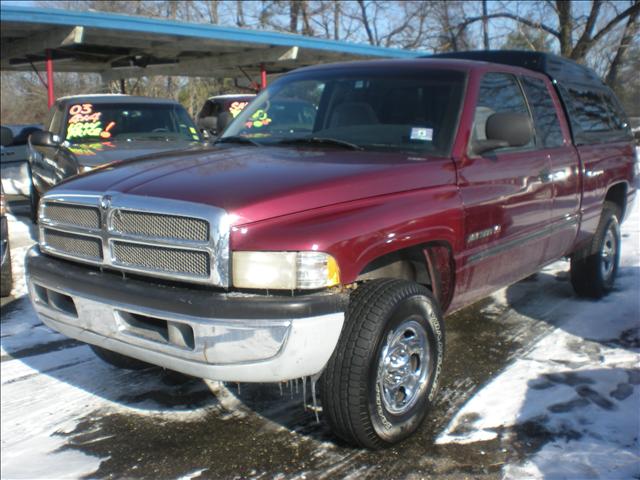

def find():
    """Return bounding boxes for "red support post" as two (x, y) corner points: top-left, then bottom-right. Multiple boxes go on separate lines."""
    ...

(260, 64), (267, 90)
(46, 49), (55, 108)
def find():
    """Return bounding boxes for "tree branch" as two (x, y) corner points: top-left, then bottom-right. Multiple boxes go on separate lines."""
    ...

(591, 1), (640, 45)
(574, 0), (602, 48)
(356, 0), (376, 45)
(605, 3), (639, 85)
(455, 12), (560, 40)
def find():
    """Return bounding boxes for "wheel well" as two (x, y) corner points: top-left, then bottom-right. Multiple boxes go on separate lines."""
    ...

(605, 183), (627, 219)
(355, 242), (455, 311)
(356, 246), (431, 285)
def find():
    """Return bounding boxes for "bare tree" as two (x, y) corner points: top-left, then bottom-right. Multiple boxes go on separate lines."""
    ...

(606, 6), (639, 86)
(455, 1), (639, 62)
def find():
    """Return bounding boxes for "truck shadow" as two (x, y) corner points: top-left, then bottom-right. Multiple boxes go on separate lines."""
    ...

(505, 263), (640, 353)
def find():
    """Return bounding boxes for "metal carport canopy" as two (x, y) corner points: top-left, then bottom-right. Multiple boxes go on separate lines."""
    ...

(0, 5), (420, 83)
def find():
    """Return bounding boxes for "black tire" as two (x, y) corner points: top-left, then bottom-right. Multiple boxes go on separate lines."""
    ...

(29, 181), (40, 225)
(1, 245), (12, 297)
(320, 279), (445, 448)
(570, 201), (621, 299)
(90, 345), (154, 370)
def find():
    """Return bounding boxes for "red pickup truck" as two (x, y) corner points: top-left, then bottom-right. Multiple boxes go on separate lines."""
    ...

(26, 51), (637, 448)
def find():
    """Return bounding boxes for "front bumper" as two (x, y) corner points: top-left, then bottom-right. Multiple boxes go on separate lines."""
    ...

(26, 247), (347, 382)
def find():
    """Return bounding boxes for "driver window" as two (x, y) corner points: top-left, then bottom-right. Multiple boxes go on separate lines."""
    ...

(472, 73), (532, 150)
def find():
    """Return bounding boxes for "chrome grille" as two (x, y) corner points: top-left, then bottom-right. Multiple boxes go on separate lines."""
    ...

(112, 242), (209, 277)
(42, 204), (100, 229)
(111, 210), (208, 242)
(37, 193), (230, 286)
(43, 229), (102, 260)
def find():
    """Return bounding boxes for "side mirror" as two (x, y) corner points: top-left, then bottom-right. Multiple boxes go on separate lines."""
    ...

(473, 112), (533, 155)
(0, 126), (13, 147)
(29, 130), (62, 149)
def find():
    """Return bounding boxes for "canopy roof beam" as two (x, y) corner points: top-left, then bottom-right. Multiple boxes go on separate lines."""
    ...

(1, 26), (83, 60)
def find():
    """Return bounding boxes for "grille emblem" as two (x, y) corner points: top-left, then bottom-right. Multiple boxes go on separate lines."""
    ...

(100, 195), (112, 210)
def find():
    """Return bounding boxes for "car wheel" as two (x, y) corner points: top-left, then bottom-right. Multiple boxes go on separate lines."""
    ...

(1, 245), (12, 297)
(29, 181), (40, 225)
(570, 201), (621, 298)
(321, 279), (445, 448)
(90, 345), (154, 370)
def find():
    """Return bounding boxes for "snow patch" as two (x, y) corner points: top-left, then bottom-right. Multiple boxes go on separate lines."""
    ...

(437, 197), (640, 479)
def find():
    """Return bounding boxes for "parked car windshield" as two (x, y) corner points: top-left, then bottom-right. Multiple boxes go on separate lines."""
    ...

(63, 102), (201, 144)
(222, 68), (466, 156)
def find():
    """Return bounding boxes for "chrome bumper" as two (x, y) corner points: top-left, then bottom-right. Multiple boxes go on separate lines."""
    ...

(26, 247), (346, 382)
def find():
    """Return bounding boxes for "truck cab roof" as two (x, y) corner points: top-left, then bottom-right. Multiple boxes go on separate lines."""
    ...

(55, 94), (182, 106)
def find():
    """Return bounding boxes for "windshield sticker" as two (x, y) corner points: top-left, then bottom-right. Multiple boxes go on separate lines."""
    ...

(410, 127), (433, 142)
(188, 126), (199, 140)
(229, 101), (249, 118)
(100, 121), (116, 139)
(67, 122), (103, 139)
(67, 103), (117, 140)
(67, 142), (114, 156)
(244, 109), (272, 129)
(68, 104), (101, 124)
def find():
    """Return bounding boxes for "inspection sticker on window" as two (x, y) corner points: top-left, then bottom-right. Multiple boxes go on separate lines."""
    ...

(410, 127), (433, 141)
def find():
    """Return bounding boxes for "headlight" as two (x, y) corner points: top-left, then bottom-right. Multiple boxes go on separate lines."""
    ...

(232, 251), (340, 290)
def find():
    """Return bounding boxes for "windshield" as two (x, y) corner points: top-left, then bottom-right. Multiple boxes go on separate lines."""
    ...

(222, 69), (466, 156)
(64, 102), (201, 144)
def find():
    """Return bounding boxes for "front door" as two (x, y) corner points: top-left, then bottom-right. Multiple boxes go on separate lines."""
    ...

(454, 71), (553, 307)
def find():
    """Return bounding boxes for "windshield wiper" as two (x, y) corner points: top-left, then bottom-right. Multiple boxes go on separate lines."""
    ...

(276, 137), (363, 151)
(214, 136), (260, 146)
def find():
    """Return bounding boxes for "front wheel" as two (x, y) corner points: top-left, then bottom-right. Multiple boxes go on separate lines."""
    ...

(321, 279), (445, 448)
(570, 201), (621, 298)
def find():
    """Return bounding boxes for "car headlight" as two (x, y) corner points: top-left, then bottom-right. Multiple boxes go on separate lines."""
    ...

(232, 251), (340, 290)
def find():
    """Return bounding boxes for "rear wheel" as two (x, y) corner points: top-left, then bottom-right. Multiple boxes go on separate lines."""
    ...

(90, 345), (153, 370)
(570, 201), (621, 298)
(321, 279), (445, 448)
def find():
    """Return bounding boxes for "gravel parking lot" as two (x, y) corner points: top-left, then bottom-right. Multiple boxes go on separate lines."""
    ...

(2, 197), (639, 480)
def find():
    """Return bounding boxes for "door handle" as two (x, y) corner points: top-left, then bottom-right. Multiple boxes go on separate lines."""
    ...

(538, 169), (552, 183)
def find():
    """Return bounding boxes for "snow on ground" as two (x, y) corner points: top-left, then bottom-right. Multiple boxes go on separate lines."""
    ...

(437, 198), (640, 479)
(1, 197), (639, 479)
(1, 212), (216, 479)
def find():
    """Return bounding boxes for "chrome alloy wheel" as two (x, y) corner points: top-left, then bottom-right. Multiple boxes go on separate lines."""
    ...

(377, 319), (430, 415)
(600, 224), (617, 281)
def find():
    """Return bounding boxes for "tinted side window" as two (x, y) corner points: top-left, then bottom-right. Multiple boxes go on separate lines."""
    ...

(564, 86), (612, 132)
(601, 90), (629, 131)
(558, 84), (632, 145)
(472, 72), (532, 148)
(521, 76), (564, 148)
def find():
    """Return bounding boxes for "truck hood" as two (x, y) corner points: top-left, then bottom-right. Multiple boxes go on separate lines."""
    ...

(57, 146), (455, 225)
(66, 139), (202, 167)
